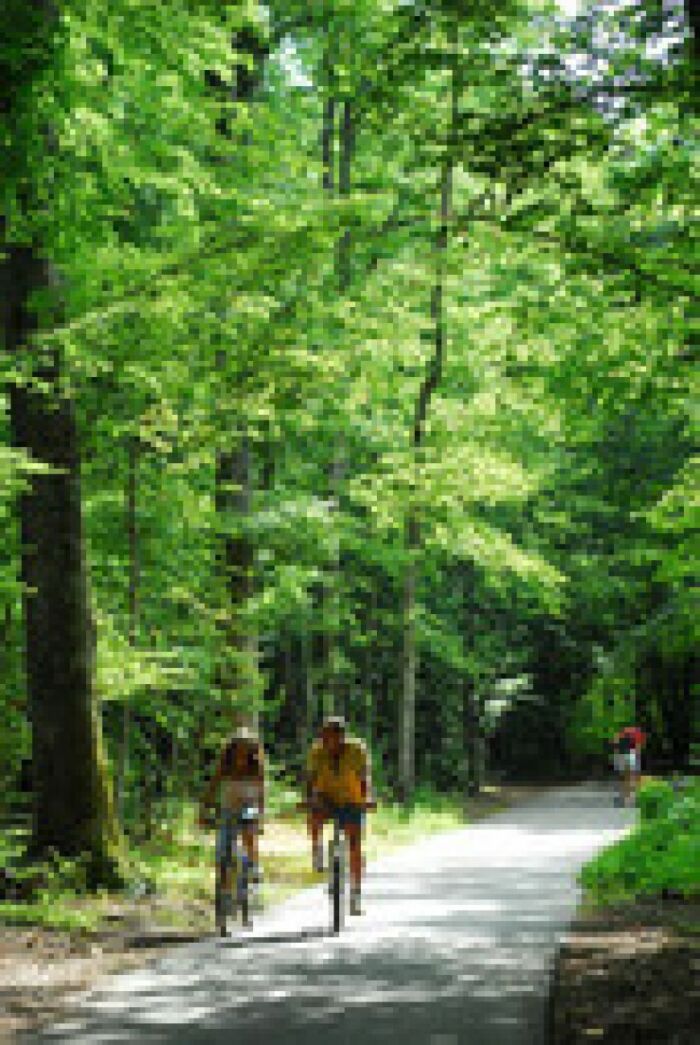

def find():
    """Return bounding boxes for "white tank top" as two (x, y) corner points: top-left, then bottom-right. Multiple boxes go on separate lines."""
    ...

(220, 777), (261, 812)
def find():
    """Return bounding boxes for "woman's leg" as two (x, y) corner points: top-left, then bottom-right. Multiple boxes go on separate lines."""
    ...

(309, 808), (326, 870)
(242, 824), (259, 867)
(216, 817), (233, 894)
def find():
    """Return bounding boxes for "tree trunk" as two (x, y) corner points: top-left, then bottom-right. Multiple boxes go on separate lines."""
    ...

(399, 512), (419, 802)
(399, 46), (455, 804)
(318, 75), (339, 717)
(209, 23), (268, 730)
(324, 98), (354, 716)
(464, 682), (482, 798)
(301, 613), (317, 752)
(216, 438), (258, 721)
(118, 436), (139, 826)
(363, 588), (377, 747)
(3, 245), (122, 885)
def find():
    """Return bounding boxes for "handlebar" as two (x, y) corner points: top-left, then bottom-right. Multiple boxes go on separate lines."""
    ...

(297, 799), (377, 812)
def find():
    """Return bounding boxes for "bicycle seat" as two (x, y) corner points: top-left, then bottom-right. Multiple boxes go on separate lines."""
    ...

(238, 805), (260, 823)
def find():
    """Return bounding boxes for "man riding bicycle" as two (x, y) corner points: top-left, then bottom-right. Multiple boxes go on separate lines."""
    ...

(612, 724), (646, 807)
(305, 715), (373, 916)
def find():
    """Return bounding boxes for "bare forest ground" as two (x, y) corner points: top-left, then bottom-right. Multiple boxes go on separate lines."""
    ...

(548, 897), (700, 1044)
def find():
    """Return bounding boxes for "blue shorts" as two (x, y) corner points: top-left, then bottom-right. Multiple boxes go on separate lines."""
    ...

(316, 801), (365, 829)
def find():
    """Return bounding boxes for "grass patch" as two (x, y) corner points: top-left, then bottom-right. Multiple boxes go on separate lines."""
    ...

(0, 898), (100, 933)
(0, 781), (485, 934)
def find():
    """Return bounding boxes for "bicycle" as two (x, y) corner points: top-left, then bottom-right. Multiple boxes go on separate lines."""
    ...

(612, 750), (640, 808)
(300, 798), (376, 935)
(204, 804), (260, 936)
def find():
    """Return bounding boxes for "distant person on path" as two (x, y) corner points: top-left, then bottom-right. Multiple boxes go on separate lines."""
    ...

(305, 715), (373, 915)
(612, 724), (646, 806)
(200, 725), (265, 899)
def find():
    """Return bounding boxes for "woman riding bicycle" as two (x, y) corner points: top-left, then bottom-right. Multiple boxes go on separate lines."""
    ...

(200, 725), (265, 900)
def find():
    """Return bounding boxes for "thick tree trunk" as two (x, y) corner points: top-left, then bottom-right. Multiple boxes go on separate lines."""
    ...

(3, 246), (122, 884)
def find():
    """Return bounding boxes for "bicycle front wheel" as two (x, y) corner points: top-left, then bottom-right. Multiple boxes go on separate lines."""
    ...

(215, 867), (227, 937)
(332, 852), (342, 934)
(240, 860), (251, 928)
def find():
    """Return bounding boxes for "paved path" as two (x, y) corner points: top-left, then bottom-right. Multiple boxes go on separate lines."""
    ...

(33, 785), (633, 1044)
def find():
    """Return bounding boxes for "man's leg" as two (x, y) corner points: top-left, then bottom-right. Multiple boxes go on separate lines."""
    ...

(346, 821), (363, 914)
(309, 808), (326, 872)
(631, 752), (641, 803)
(346, 824), (362, 891)
(626, 769), (639, 806)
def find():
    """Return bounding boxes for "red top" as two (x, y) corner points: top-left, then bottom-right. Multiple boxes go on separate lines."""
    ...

(617, 726), (646, 750)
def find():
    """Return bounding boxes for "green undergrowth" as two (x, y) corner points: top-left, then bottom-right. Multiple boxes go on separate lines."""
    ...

(582, 777), (700, 907)
(0, 781), (470, 935)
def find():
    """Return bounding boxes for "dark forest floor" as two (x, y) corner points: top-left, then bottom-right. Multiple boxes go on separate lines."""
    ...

(548, 897), (700, 1044)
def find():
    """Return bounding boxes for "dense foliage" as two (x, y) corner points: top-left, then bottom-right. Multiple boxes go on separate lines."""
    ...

(582, 777), (700, 903)
(1, 0), (697, 863)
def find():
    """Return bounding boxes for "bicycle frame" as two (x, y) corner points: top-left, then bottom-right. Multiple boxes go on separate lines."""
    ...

(302, 797), (375, 934)
(328, 811), (347, 935)
(215, 805), (259, 935)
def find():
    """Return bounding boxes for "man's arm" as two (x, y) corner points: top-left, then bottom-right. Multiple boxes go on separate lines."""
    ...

(305, 744), (319, 804)
(357, 741), (373, 804)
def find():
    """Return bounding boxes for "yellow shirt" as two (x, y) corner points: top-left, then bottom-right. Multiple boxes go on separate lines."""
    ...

(306, 737), (368, 806)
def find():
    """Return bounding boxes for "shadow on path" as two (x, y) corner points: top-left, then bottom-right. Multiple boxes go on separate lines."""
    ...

(30, 784), (634, 1045)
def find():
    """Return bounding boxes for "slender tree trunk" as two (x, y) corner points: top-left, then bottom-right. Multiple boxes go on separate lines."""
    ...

(398, 35), (456, 804)
(463, 681), (481, 797)
(337, 99), (353, 288)
(322, 95), (356, 715)
(2, 246), (122, 884)
(118, 436), (139, 826)
(216, 437), (258, 721)
(318, 77), (338, 716)
(209, 24), (268, 730)
(363, 588), (377, 747)
(301, 614), (317, 752)
(399, 513), (419, 802)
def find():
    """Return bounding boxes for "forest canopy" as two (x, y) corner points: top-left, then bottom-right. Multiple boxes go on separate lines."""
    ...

(0, 0), (697, 879)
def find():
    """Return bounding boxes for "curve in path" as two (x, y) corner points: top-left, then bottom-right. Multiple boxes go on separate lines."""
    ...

(32, 784), (634, 1045)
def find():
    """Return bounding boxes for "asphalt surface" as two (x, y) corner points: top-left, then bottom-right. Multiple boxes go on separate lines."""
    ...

(33, 784), (634, 1044)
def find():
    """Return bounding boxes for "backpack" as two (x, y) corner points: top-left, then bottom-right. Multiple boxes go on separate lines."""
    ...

(615, 733), (634, 754)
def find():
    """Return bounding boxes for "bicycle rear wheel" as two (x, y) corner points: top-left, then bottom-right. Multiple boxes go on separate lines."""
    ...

(240, 859), (251, 928)
(332, 851), (342, 933)
(215, 867), (227, 937)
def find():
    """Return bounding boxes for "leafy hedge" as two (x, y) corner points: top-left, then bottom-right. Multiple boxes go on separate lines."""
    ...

(581, 778), (700, 904)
